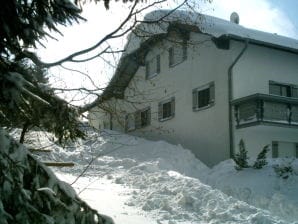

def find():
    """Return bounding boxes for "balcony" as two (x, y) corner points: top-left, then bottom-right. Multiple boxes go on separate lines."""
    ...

(232, 94), (298, 129)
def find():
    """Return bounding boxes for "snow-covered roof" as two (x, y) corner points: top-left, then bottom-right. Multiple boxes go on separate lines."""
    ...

(126, 10), (298, 53)
(101, 10), (298, 101)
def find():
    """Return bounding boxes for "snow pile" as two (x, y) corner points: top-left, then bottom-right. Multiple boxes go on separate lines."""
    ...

(0, 128), (112, 224)
(20, 128), (298, 223)
(207, 159), (298, 223)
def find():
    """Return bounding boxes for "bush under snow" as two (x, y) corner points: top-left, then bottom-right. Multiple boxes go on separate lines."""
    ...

(0, 128), (112, 224)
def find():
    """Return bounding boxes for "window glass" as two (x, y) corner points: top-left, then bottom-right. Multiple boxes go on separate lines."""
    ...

(198, 88), (210, 108)
(193, 82), (215, 110)
(162, 102), (172, 119)
(140, 108), (151, 127)
(146, 55), (160, 79)
(169, 42), (187, 67)
(269, 82), (297, 98)
(158, 98), (175, 121)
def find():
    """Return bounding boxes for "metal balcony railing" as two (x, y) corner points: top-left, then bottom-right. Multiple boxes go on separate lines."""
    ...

(232, 94), (298, 128)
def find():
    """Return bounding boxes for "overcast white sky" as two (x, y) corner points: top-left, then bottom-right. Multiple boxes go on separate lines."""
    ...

(37, 0), (298, 105)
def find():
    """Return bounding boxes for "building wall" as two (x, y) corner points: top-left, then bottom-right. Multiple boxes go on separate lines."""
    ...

(233, 44), (298, 99)
(89, 34), (298, 166)
(90, 32), (248, 167)
(235, 126), (298, 158)
(232, 43), (298, 158)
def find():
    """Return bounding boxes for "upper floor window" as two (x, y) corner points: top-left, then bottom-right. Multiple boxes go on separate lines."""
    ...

(169, 41), (187, 67)
(158, 97), (175, 121)
(146, 55), (160, 79)
(269, 81), (298, 98)
(192, 82), (215, 111)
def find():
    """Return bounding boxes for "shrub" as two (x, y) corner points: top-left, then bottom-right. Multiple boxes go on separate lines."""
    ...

(234, 139), (250, 170)
(253, 144), (270, 169)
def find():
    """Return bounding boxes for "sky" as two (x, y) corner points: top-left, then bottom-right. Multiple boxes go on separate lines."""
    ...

(37, 0), (298, 105)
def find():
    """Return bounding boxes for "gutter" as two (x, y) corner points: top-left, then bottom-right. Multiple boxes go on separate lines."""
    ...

(228, 40), (248, 158)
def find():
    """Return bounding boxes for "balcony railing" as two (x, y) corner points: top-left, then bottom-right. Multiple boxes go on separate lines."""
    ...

(232, 94), (298, 128)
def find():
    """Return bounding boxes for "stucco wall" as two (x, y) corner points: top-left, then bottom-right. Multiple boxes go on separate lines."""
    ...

(233, 44), (298, 99)
(89, 34), (298, 166)
(91, 32), (245, 167)
(232, 43), (298, 158)
(235, 126), (298, 158)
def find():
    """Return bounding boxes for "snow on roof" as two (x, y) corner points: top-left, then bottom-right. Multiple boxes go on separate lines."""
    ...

(102, 10), (298, 101)
(126, 9), (298, 54)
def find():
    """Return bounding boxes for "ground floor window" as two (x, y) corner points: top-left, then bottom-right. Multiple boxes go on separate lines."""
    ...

(136, 107), (151, 128)
(125, 107), (151, 131)
(272, 141), (298, 158)
(125, 113), (135, 132)
(158, 97), (175, 121)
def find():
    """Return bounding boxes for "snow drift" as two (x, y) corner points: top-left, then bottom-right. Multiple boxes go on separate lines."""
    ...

(16, 128), (298, 223)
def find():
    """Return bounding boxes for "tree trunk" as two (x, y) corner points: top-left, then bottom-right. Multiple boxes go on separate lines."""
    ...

(20, 122), (30, 144)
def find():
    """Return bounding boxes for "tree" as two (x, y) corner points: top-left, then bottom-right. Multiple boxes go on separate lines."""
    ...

(253, 144), (270, 169)
(1, 0), (199, 222)
(233, 139), (250, 170)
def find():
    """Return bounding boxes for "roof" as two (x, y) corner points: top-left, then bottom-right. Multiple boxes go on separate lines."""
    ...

(100, 10), (298, 101)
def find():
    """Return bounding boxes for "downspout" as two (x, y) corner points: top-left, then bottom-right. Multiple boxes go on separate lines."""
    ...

(228, 39), (248, 159)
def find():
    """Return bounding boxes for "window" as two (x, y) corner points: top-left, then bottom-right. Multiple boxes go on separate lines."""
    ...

(125, 107), (151, 131)
(269, 81), (298, 98)
(238, 102), (257, 121)
(125, 113), (135, 132)
(135, 107), (151, 128)
(169, 42), (187, 67)
(192, 82), (215, 111)
(146, 55), (160, 79)
(272, 141), (298, 158)
(158, 97), (175, 121)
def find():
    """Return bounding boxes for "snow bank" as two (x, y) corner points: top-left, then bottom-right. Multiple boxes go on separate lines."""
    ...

(207, 159), (298, 223)
(1, 128), (112, 224)
(19, 128), (298, 223)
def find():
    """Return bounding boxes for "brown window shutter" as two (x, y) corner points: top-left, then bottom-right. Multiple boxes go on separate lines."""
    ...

(192, 90), (198, 110)
(182, 42), (187, 60)
(147, 108), (151, 125)
(272, 141), (278, 158)
(145, 62), (149, 79)
(135, 111), (141, 129)
(158, 102), (163, 121)
(171, 97), (175, 116)
(124, 114), (128, 132)
(156, 55), (160, 74)
(210, 83), (215, 103)
(169, 47), (173, 66)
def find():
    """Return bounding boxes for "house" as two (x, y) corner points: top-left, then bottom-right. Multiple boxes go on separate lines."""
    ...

(88, 10), (298, 166)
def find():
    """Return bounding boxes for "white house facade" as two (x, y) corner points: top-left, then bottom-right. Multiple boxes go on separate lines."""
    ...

(88, 11), (298, 166)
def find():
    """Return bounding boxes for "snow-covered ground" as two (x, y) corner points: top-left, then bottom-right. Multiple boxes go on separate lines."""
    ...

(14, 128), (298, 224)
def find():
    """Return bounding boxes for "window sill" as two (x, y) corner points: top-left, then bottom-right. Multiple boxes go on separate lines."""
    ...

(126, 127), (136, 132)
(193, 103), (214, 112)
(169, 59), (186, 68)
(159, 115), (174, 122)
(146, 72), (159, 80)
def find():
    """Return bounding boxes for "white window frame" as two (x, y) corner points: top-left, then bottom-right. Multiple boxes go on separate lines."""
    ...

(125, 113), (135, 132)
(158, 97), (175, 122)
(146, 54), (160, 79)
(269, 81), (298, 98)
(135, 107), (151, 129)
(272, 141), (298, 158)
(192, 82), (215, 111)
(169, 41), (187, 67)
